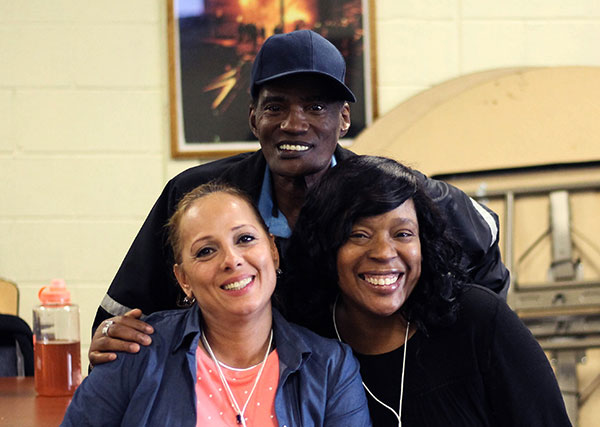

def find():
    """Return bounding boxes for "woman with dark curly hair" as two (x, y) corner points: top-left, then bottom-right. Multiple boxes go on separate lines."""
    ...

(282, 155), (570, 426)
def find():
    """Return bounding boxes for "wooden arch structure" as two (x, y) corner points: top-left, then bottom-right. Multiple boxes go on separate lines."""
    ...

(350, 66), (600, 176)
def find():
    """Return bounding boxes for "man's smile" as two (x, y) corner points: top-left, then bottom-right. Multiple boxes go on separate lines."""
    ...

(277, 142), (310, 152)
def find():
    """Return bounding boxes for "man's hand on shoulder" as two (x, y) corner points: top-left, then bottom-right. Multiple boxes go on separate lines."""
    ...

(89, 309), (154, 366)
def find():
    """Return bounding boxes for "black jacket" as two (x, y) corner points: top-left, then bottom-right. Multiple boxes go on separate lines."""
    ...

(92, 146), (509, 334)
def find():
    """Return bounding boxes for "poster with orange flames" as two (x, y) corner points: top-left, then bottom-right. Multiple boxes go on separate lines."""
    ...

(169, 0), (373, 157)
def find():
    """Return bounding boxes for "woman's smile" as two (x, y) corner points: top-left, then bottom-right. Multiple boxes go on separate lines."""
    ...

(361, 272), (402, 286)
(221, 276), (254, 292)
(360, 272), (404, 292)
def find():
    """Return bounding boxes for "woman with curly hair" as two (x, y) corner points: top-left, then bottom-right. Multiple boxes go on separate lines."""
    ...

(283, 155), (570, 426)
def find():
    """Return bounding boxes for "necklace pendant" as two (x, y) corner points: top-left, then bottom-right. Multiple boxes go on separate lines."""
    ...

(236, 414), (242, 424)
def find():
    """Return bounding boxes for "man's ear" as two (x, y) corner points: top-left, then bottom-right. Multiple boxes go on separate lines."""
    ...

(339, 102), (351, 138)
(249, 104), (259, 139)
(173, 264), (192, 297)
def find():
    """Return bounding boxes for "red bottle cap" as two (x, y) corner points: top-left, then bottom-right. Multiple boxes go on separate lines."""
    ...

(38, 279), (71, 304)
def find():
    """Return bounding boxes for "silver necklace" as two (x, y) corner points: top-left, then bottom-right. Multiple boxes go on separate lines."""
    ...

(201, 329), (273, 427)
(332, 297), (409, 427)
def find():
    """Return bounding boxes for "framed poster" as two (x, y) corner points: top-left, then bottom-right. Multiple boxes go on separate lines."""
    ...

(168, 0), (376, 158)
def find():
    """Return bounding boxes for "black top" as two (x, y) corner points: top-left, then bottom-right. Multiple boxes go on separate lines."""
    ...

(351, 286), (571, 427)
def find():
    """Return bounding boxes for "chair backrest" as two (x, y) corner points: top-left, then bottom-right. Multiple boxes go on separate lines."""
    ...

(0, 278), (19, 315)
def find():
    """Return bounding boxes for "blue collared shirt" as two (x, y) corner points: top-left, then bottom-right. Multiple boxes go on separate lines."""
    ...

(258, 155), (337, 238)
(62, 305), (371, 426)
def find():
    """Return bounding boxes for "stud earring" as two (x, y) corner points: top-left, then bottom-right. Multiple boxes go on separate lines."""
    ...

(182, 294), (196, 307)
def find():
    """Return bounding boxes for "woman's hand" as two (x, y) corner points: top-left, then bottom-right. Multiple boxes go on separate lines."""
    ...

(88, 309), (154, 366)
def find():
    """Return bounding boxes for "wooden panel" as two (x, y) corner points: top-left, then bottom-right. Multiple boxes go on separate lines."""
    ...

(0, 279), (18, 316)
(351, 67), (600, 176)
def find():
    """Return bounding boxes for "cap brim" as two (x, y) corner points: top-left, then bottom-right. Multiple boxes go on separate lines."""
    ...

(252, 70), (356, 103)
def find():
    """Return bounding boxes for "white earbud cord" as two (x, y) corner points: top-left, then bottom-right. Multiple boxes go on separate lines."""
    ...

(201, 329), (273, 427)
(332, 297), (409, 427)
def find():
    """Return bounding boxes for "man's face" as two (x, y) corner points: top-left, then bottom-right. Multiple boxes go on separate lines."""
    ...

(249, 74), (351, 180)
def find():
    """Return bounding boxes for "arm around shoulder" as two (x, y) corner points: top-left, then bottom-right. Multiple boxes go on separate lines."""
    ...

(92, 179), (181, 337)
(91, 154), (254, 336)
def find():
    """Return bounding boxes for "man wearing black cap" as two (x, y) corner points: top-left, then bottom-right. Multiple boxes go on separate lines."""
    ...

(89, 30), (509, 364)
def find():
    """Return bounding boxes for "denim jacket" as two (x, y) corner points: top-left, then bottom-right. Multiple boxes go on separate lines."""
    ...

(62, 305), (371, 426)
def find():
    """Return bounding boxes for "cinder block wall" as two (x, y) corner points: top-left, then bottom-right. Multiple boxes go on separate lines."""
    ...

(375, 0), (600, 115)
(0, 0), (197, 373)
(2, 0), (600, 377)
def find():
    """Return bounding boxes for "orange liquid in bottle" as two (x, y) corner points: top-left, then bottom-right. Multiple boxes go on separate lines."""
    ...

(34, 340), (82, 396)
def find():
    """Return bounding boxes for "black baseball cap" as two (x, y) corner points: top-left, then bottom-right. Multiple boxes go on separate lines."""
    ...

(250, 30), (356, 102)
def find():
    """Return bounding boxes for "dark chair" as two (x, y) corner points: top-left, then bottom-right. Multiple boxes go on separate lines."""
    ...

(0, 314), (34, 377)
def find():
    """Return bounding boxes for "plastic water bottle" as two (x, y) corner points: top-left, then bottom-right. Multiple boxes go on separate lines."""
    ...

(33, 279), (82, 396)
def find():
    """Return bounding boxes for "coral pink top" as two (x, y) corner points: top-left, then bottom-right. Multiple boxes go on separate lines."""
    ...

(195, 346), (279, 426)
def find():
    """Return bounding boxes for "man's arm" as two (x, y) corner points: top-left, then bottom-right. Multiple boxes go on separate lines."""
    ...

(89, 309), (153, 365)
(89, 177), (182, 366)
(91, 179), (180, 337)
(416, 172), (510, 295)
(90, 152), (261, 365)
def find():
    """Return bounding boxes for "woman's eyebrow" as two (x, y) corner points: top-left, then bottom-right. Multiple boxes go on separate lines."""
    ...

(358, 217), (417, 227)
(191, 234), (213, 248)
(231, 224), (255, 232)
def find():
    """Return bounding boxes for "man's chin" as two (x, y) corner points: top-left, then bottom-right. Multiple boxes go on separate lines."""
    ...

(276, 147), (311, 159)
(270, 161), (330, 181)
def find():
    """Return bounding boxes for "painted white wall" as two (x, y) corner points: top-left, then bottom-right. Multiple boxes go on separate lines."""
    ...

(2, 0), (600, 376)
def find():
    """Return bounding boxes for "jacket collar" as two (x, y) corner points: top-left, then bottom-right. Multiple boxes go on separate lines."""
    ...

(271, 308), (312, 373)
(172, 304), (202, 353)
(171, 304), (311, 374)
(333, 144), (355, 162)
(220, 150), (267, 203)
